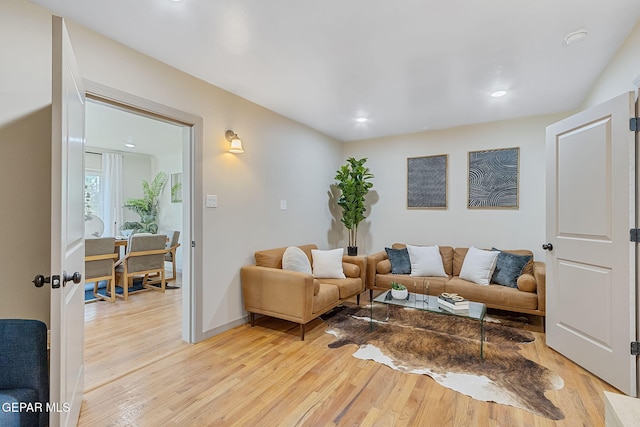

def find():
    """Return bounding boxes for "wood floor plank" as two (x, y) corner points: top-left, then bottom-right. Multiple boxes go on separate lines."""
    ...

(80, 287), (624, 426)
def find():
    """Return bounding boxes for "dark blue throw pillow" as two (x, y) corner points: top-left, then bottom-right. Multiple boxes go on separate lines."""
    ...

(491, 248), (532, 288)
(385, 247), (411, 274)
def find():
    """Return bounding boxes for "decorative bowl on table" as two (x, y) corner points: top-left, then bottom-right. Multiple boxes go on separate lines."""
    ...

(390, 282), (408, 300)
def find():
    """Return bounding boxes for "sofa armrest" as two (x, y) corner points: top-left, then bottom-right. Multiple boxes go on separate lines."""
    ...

(342, 255), (367, 292)
(240, 266), (314, 322)
(365, 251), (388, 289)
(533, 261), (546, 314)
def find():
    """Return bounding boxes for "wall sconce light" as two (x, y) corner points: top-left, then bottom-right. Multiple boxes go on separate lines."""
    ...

(225, 130), (244, 153)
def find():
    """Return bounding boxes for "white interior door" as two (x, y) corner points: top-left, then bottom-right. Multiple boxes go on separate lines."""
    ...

(545, 92), (637, 396)
(50, 16), (85, 426)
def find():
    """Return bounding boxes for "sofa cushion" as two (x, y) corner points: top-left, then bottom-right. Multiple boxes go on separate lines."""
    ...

(282, 246), (312, 274)
(517, 274), (537, 293)
(312, 283), (340, 314)
(459, 247), (499, 285)
(255, 244), (316, 268)
(393, 244), (454, 276)
(453, 247), (469, 277)
(320, 277), (362, 299)
(377, 259), (392, 274)
(311, 248), (346, 279)
(385, 247), (411, 274)
(446, 277), (538, 310)
(406, 245), (448, 277)
(509, 250), (534, 276)
(491, 248), (532, 288)
(342, 262), (360, 278)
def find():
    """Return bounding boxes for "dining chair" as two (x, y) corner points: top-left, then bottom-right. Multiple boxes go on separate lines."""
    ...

(85, 237), (118, 303)
(115, 234), (168, 300)
(160, 230), (181, 282)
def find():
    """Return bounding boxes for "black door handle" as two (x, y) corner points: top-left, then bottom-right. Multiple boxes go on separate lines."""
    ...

(542, 243), (553, 251)
(63, 271), (82, 286)
(32, 274), (50, 288)
(32, 274), (61, 288)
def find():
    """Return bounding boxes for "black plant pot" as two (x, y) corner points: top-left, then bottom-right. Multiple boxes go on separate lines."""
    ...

(347, 246), (358, 256)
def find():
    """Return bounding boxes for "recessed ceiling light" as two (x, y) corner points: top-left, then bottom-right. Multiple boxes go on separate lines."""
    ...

(564, 29), (588, 45)
(490, 90), (507, 98)
(124, 143), (136, 148)
(355, 117), (368, 123)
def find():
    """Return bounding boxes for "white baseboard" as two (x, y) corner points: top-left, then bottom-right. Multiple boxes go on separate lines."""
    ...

(198, 316), (249, 342)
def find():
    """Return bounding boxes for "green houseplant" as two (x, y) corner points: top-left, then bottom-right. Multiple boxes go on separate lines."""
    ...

(334, 157), (374, 256)
(390, 282), (408, 300)
(122, 171), (168, 234)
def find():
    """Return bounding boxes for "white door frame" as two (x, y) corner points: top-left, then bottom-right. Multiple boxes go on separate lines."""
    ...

(83, 80), (204, 343)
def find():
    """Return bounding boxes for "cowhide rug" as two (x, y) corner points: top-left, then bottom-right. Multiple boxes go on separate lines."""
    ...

(321, 304), (564, 420)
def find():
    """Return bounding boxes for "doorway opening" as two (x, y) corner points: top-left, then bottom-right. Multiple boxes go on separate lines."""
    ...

(81, 82), (203, 390)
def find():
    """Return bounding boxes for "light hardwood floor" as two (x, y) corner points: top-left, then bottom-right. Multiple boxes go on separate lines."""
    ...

(81, 286), (621, 426)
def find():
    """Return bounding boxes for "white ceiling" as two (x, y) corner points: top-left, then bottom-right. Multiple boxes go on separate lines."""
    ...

(86, 100), (183, 156)
(31, 0), (640, 142)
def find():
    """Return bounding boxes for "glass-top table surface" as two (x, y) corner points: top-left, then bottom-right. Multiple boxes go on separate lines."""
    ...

(372, 291), (486, 321)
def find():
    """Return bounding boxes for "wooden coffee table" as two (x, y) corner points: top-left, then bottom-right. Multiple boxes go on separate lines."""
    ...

(371, 291), (487, 359)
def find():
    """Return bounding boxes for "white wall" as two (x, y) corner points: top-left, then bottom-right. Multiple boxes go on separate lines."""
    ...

(344, 113), (567, 261)
(0, 0), (343, 337)
(0, 0), (52, 324)
(582, 19), (640, 108)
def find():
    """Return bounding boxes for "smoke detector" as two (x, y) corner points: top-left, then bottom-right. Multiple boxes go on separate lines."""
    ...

(564, 29), (589, 45)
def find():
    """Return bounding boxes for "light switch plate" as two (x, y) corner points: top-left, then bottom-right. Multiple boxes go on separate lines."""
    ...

(280, 200), (287, 210)
(206, 195), (218, 208)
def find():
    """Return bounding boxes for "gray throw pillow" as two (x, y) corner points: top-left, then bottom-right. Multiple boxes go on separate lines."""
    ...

(385, 247), (411, 274)
(491, 248), (532, 288)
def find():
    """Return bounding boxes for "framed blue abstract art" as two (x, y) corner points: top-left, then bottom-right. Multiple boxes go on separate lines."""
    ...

(407, 154), (448, 209)
(468, 147), (519, 209)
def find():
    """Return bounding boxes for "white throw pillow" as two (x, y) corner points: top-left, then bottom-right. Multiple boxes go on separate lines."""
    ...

(406, 244), (448, 277)
(282, 246), (312, 274)
(311, 248), (346, 279)
(459, 246), (499, 285)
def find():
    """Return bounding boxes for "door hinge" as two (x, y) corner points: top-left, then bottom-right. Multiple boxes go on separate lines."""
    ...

(191, 241), (196, 248)
(631, 117), (639, 132)
(630, 228), (640, 242)
(632, 341), (640, 356)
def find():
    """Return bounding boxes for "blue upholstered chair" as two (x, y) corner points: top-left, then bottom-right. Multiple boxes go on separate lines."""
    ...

(0, 319), (49, 427)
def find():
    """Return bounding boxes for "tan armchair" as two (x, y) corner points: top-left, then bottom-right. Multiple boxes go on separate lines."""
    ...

(160, 230), (181, 282)
(240, 244), (366, 340)
(115, 234), (168, 300)
(85, 237), (118, 303)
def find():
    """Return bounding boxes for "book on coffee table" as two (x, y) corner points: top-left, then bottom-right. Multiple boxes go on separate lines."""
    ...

(438, 293), (468, 305)
(438, 303), (470, 314)
(437, 296), (470, 310)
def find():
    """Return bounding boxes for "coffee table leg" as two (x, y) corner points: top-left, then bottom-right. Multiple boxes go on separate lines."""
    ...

(480, 318), (485, 360)
(369, 299), (374, 332)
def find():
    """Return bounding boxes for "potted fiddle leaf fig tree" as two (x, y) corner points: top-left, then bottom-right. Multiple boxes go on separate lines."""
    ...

(122, 171), (168, 234)
(334, 157), (374, 256)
